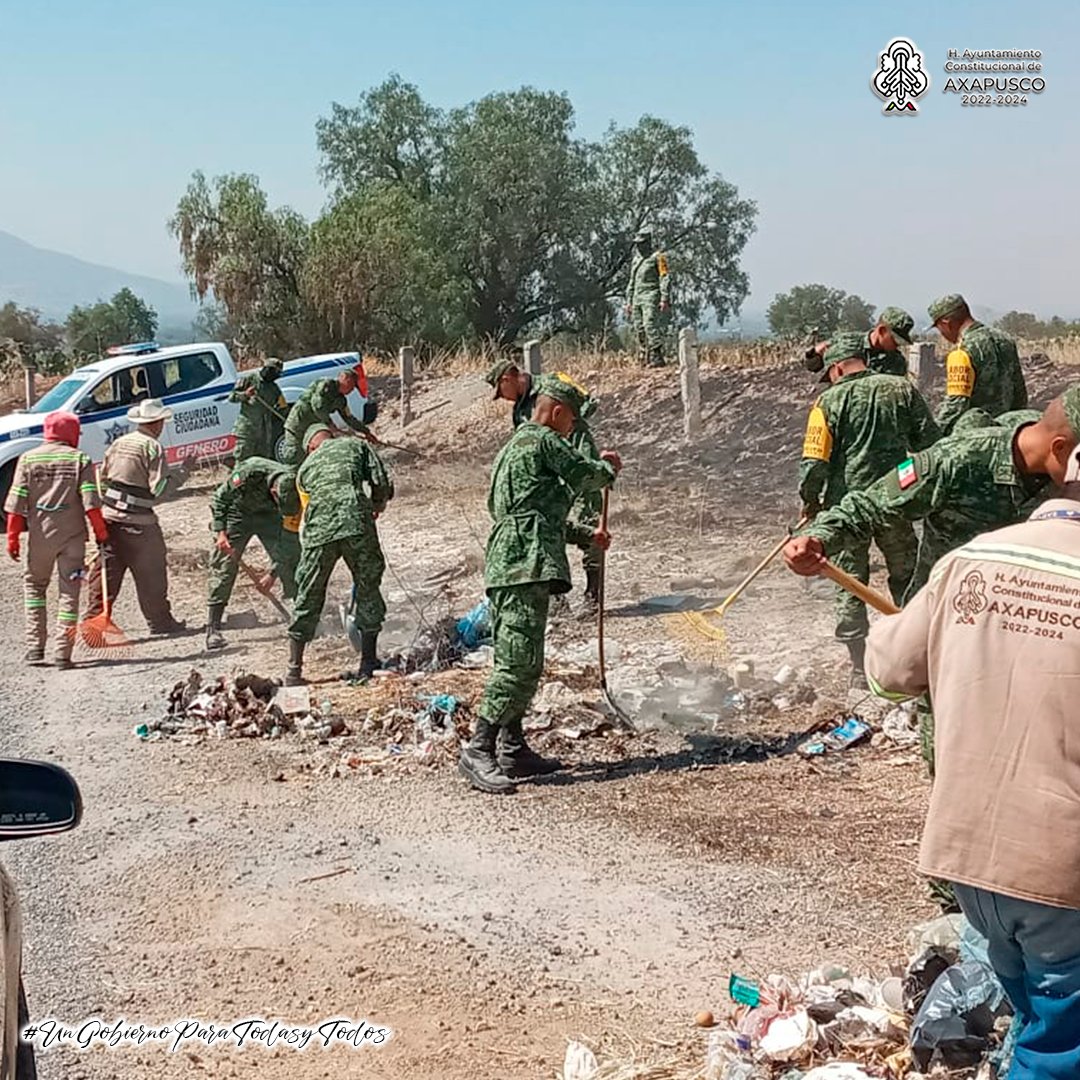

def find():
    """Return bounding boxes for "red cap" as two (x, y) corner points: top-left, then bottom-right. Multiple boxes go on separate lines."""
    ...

(44, 410), (80, 448)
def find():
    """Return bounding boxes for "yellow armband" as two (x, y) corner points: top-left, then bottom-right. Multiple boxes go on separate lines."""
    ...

(946, 349), (975, 398)
(802, 403), (833, 461)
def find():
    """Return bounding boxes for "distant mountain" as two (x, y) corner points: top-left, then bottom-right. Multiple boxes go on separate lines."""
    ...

(0, 230), (196, 323)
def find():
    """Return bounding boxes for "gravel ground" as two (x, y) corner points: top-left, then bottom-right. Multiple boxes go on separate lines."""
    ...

(3, 354), (1070, 1079)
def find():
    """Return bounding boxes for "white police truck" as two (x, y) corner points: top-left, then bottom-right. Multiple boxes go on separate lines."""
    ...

(0, 341), (373, 509)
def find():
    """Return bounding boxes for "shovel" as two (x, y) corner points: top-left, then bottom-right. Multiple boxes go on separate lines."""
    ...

(237, 557), (291, 621)
(597, 489), (636, 733)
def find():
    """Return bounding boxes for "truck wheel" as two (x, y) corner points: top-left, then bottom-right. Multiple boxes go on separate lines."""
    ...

(273, 435), (288, 464)
(16, 979), (37, 1080)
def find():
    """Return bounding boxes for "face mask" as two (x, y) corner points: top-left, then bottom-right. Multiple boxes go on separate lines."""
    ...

(262, 366), (281, 380)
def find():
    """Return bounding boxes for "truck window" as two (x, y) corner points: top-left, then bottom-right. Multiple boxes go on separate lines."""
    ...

(79, 366), (151, 414)
(153, 352), (222, 397)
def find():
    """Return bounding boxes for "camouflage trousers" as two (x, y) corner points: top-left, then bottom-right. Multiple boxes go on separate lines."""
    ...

(207, 513), (299, 608)
(23, 535), (85, 660)
(279, 436), (305, 468)
(631, 298), (667, 364)
(288, 535), (386, 643)
(832, 519), (918, 641)
(478, 582), (551, 729)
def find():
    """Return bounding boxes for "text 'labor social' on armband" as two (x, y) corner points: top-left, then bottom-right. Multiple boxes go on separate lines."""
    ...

(802, 405), (833, 461)
(946, 349), (975, 398)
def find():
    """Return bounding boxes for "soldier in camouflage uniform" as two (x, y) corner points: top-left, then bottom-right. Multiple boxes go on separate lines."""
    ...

(229, 358), (287, 462)
(285, 425), (393, 686)
(205, 457), (301, 651)
(928, 294), (1028, 435)
(798, 333), (940, 687)
(805, 307), (914, 378)
(786, 393), (1078, 774)
(280, 368), (374, 466)
(4, 411), (109, 668)
(487, 359), (605, 614)
(461, 373), (622, 795)
(624, 229), (671, 367)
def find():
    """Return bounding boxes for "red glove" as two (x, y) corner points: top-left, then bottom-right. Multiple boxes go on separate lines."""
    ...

(6, 513), (25, 561)
(87, 507), (109, 543)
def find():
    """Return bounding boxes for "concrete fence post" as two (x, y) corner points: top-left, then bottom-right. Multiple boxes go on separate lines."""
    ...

(678, 326), (701, 442)
(399, 346), (415, 427)
(22, 358), (37, 409)
(908, 342), (936, 392)
(523, 340), (542, 376)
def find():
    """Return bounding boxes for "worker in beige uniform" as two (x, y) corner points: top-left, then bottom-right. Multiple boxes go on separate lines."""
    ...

(865, 388), (1080, 1079)
(84, 399), (186, 636)
(4, 411), (109, 668)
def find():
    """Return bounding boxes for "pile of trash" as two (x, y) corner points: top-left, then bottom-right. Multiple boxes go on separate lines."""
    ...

(330, 693), (468, 773)
(137, 671), (348, 742)
(703, 916), (1018, 1079)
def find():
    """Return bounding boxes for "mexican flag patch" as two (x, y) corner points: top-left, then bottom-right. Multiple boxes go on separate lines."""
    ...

(897, 457), (918, 490)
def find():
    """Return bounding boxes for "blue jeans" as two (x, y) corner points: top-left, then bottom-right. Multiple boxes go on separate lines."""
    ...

(955, 883), (1080, 1080)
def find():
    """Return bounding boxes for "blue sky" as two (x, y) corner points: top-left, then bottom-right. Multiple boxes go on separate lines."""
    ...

(1, 0), (1076, 318)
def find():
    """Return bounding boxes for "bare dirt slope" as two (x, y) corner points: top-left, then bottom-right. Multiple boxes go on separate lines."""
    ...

(1, 354), (1073, 1079)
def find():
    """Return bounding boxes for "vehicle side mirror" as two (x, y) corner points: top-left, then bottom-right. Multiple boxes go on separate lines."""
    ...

(0, 761), (82, 841)
(362, 400), (379, 426)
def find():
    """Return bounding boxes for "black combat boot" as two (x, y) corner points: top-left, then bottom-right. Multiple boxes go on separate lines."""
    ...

(205, 603), (226, 651)
(359, 630), (380, 679)
(577, 566), (602, 621)
(846, 638), (869, 691)
(285, 638), (306, 686)
(458, 719), (517, 794)
(497, 720), (562, 779)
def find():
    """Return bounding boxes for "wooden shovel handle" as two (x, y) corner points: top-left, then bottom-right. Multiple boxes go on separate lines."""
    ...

(819, 561), (900, 615)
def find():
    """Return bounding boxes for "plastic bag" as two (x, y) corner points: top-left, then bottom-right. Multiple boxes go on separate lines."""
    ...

(910, 961), (1012, 1071)
(456, 598), (492, 648)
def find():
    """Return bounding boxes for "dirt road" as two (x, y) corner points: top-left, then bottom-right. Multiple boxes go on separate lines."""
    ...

(0, 357), (1000, 1079)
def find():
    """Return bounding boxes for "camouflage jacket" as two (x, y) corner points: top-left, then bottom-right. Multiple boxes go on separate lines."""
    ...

(296, 437), (392, 547)
(511, 377), (601, 538)
(936, 321), (1028, 435)
(230, 369), (286, 449)
(285, 378), (366, 445)
(3, 441), (99, 546)
(799, 371), (940, 509)
(210, 456), (294, 532)
(485, 421), (615, 593)
(625, 251), (671, 305)
(803, 412), (1048, 570)
(862, 331), (908, 377)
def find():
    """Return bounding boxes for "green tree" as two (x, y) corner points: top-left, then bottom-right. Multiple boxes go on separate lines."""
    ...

(767, 284), (846, 338)
(838, 294), (875, 332)
(996, 311), (1045, 338)
(315, 77), (757, 344)
(169, 171), (321, 356)
(0, 302), (67, 375)
(65, 288), (158, 357)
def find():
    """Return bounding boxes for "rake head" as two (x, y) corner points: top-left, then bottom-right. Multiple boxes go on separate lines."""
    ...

(74, 611), (132, 655)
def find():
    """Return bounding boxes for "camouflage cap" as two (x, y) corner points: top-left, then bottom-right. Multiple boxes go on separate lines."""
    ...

(1062, 385), (1080, 441)
(271, 471), (300, 517)
(486, 358), (517, 398)
(536, 372), (590, 417)
(927, 294), (967, 323)
(303, 423), (333, 450)
(820, 332), (867, 380)
(878, 306), (914, 345)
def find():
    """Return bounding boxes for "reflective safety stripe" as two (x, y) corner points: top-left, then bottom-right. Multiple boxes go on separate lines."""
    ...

(24, 599), (46, 608)
(104, 488), (155, 509)
(867, 673), (915, 703)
